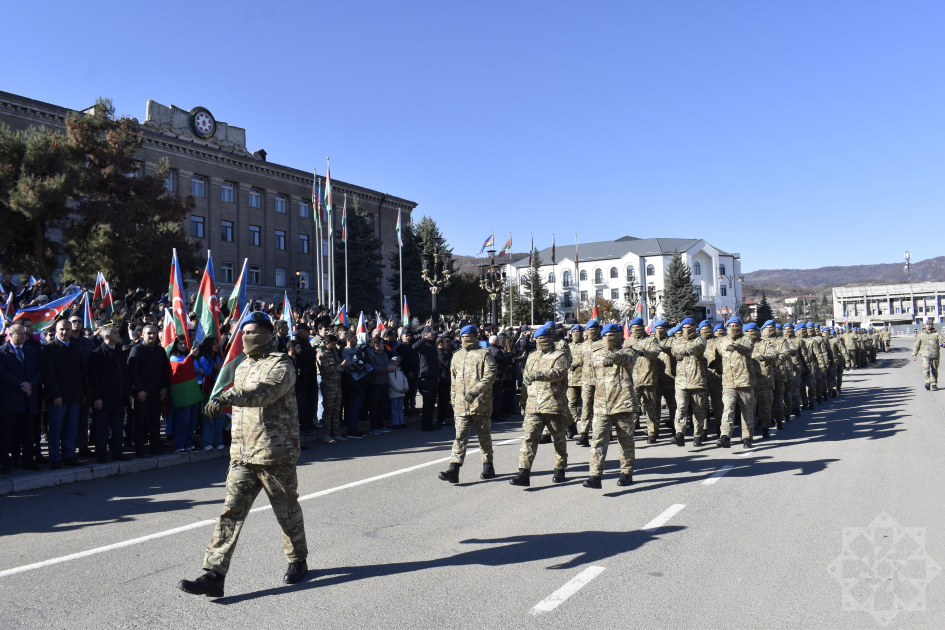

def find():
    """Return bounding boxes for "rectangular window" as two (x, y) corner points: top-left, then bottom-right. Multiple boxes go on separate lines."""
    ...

(720, 286), (727, 296)
(275, 230), (286, 250)
(274, 195), (286, 213)
(299, 270), (310, 291)
(299, 234), (310, 254)
(191, 176), (204, 198)
(164, 170), (175, 191)
(595, 289), (604, 299)
(275, 268), (286, 288)
(191, 216), (204, 238)
(609, 289), (618, 300)
(580, 291), (588, 301)
(298, 200), (309, 218)
(249, 189), (261, 208)
(249, 225), (260, 246)
(221, 182), (234, 203)
(221, 220), (233, 242)
(249, 265), (261, 286)
(696, 286), (702, 298)
(221, 262), (234, 284)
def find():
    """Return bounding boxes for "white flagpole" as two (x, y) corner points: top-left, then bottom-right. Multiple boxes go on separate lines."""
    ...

(552, 233), (557, 323)
(508, 231), (512, 326)
(398, 209), (403, 326)
(314, 169), (322, 307)
(575, 233), (579, 322)
(344, 192), (349, 309)
(328, 158), (335, 311)
(530, 232), (534, 327)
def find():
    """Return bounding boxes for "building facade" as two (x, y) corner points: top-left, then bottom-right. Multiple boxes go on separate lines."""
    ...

(0, 91), (417, 311)
(832, 282), (945, 326)
(504, 236), (742, 324)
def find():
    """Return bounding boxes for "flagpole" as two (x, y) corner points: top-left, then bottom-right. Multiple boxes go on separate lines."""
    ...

(313, 169), (322, 307)
(575, 233), (579, 322)
(327, 157), (335, 312)
(552, 233), (556, 323)
(344, 192), (349, 309)
(529, 232), (534, 327)
(508, 231), (513, 326)
(398, 209), (403, 326)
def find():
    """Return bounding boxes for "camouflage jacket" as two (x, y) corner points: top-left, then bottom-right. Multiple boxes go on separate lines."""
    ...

(817, 334), (835, 364)
(450, 346), (497, 417)
(581, 337), (603, 387)
(626, 332), (661, 387)
(568, 339), (585, 387)
(555, 338), (572, 366)
(783, 332), (803, 370)
(805, 336), (828, 371)
(219, 337), (300, 466)
(842, 332), (859, 355)
(316, 345), (344, 387)
(671, 333), (707, 390)
(828, 337), (847, 368)
(591, 343), (639, 415)
(913, 330), (941, 359)
(521, 347), (569, 414)
(717, 333), (755, 389)
(880, 329), (891, 341)
(656, 334), (676, 379)
(750, 337), (778, 389)
(764, 333), (789, 382)
(701, 333), (723, 384)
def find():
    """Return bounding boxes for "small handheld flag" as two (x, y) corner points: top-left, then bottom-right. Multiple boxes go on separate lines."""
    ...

(227, 259), (249, 318)
(332, 305), (349, 327)
(402, 296), (410, 323)
(82, 292), (95, 332)
(168, 248), (191, 348)
(13, 292), (82, 332)
(356, 311), (368, 345)
(592, 297), (599, 320)
(193, 250), (221, 343)
(282, 291), (296, 338)
(210, 304), (253, 405)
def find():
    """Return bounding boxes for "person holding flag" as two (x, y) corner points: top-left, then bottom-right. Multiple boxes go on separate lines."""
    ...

(193, 251), (222, 344)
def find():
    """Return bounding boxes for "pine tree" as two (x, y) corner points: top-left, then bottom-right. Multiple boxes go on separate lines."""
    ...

(756, 291), (774, 324)
(387, 215), (456, 321)
(501, 280), (528, 326)
(335, 196), (383, 314)
(452, 272), (490, 322)
(520, 251), (555, 323)
(661, 249), (699, 323)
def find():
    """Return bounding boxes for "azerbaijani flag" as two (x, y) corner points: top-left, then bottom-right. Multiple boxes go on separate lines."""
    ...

(341, 193), (347, 241)
(3, 291), (14, 322)
(282, 291), (296, 338)
(592, 297), (599, 320)
(528, 233), (533, 265)
(82, 291), (95, 332)
(314, 175), (322, 229)
(402, 296), (410, 323)
(551, 234), (556, 264)
(168, 248), (191, 348)
(193, 250), (221, 343)
(210, 304), (253, 408)
(479, 233), (494, 254)
(227, 259), (249, 319)
(356, 311), (368, 345)
(623, 316), (631, 339)
(100, 276), (114, 316)
(395, 209), (403, 247)
(161, 307), (176, 354)
(323, 160), (332, 225)
(332, 304), (348, 327)
(633, 300), (644, 319)
(169, 353), (202, 408)
(13, 292), (82, 332)
(498, 236), (512, 256)
(92, 271), (105, 302)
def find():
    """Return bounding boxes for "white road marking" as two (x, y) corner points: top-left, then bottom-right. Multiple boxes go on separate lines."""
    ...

(531, 566), (606, 614)
(702, 465), (734, 485)
(642, 504), (686, 532)
(0, 435), (524, 579)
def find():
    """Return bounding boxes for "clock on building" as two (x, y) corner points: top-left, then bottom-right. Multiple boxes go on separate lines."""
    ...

(190, 106), (216, 139)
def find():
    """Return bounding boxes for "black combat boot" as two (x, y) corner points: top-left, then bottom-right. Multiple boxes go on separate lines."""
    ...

(480, 462), (496, 479)
(831, 389), (837, 398)
(693, 434), (703, 447)
(925, 383), (931, 391)
(647, 435), (657, 445)
(577, 432), (590, 447)
(509, 468), (530, 486)
(761, 427), (770, 439)
(552, 469), (566, 483)
(178, 570), (225, 597)
(566, 425), (577, 439)
(717, 435), (731, 448)
(671, 432), (685, 447)
(539, 433), (552, 444)
(438, 463), (460, 483)
(742, 437), (753, 449)
(776, 420), (783, 430)
(616, 473), (632, 487)
(284, 561), (308, 584)
(583, 476), (602, 489)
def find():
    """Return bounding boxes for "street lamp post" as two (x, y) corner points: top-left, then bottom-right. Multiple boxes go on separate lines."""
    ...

(719, 272), (743, 320)
(478, 249), (506, 326)
(421, 237), (452, 324)
(292, 270), (306, 305)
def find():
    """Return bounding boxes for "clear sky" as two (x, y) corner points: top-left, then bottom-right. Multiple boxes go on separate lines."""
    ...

(2, 1), (942, 272)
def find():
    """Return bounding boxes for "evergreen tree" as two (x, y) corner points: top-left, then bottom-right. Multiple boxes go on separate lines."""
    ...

(756, 291), (774, 324)
(387, 215), (455, 322)
(661, 249), (699, 323)
(502, 280), (530, 326)
(335, 196), (383, 315)
(452, 272), (490, 322)
(520, 251), (555, 323)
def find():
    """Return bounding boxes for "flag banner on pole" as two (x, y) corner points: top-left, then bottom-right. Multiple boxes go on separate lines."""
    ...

(623, 316), (631, 339)
(3, 291), (15, 322)
(161, 307), (176, 354)
(592, 297), (599, 320)
(356, 311), (368, 345)
(210, 304), (253, 407)
(402, 296), (410, 323)
(313, 171), (321, 229)
(193, 250), (221, 344)
(395, 209), (403, 247)
(227, 259), (248, 318)
(13, 292), (82, 332)
(342, 193), (348, 241)
(499, 237), (512, 256)
(168, 248), (191, 348)
(551, 234), (556, 264)
(282, 291), (296, 338)
(479, 234), (494, 254)
(575, 240), (579, 264)
(324, 161), (332, 225)
(101, 278), (114, 316)
(375, 311), (386, 332)
(633, 300), (644, 319)
(92, 272), (104, 302)
(82, 291), (95, 332)
(332, 304), (348, 327)
(528, 234), (533, 265)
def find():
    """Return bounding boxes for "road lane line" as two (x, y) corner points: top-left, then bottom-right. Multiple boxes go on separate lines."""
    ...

(642, 504), (686, 532)
(702, 465), (734, 485)
(531, 566), (606, 614)
(0, 435), (524, 579)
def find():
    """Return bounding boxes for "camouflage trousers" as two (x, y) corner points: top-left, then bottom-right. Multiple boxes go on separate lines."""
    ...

(920, 357), (940, 386)
(450, 415), (493, 465)
(589, 412), (636, 477)
(519, 413), (568, 471)
(802, 368), (818, 404)
(791, 370), (802, 411)
(659, 377), (677, 427)
(836, 363), (844, 392)
(567, 386), (582, 427)
(816, 367), (827, 400)
(706, 376), (724, 435)
(203, 461), (307, 577)
(634, 385), (660, 436)
(772, 381), (785, 426)
(673, 388), (706, 436)
(755, 386), (773, 430)
(825, 364), (837, 393)
(320, 382), (342, 437)
(721, 387), (755, 439)
(783, 375), (794, 414)
(579, 385), (595, 435)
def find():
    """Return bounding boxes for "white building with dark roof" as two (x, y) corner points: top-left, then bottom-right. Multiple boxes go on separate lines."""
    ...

(504, 236), (742, 324)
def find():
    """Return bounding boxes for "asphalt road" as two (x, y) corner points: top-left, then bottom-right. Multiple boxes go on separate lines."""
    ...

(1, 339), (943, 629)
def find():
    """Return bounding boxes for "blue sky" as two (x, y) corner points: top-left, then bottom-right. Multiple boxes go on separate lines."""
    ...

(3, 1), (942, 272)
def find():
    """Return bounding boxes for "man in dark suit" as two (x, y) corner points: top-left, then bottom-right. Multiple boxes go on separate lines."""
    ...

(88, 325), (130, 463)
(412, 327), (441, 431)
(10, 317), (44, 463)
(293, 323), (317, 432)
(68, 314), (96, 458)
(0, 323), (42, 473)
(127, 324), (170, 457)
(40, 319), (85, 469)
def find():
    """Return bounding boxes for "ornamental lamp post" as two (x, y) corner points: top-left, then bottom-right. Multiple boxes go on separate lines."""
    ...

(421, 237), (452, 324)
(478, 248), (505, 326)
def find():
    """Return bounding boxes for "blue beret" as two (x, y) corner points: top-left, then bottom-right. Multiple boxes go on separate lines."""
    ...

(713, 324), (724, 332)
(629, 317), (644, 327)
(586, 319), (601, 328)
(680, 318), (695, 327)
(698, 320), (711, 329)
(726, 317), (743, 326)
(783, 322), (795, 329)
(570, 324), (584, 333)
(775, 324), (782, 329)
(762, 320), (775, 329)
(544, 321), (554, 327)
(240, 310), (273, 331)
(601, 323), (622, 335)
(460, 325), (478, 336)
(535, 325), (553, 338)
(652, 319), (666, 327)
(743, 323), (757, 331)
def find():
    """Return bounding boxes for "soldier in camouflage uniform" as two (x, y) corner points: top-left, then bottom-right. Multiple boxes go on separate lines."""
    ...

(566, 325), (584, 439)
(626, 317), (662, 443)
(511, 325), (570, 487)
(179, 312), (308, 598)
(717, 317), (756, 449)
(812, 325), (832, 400)
(762, 321), (788, 431)
(577, 320), (602, 447)
(745, 322), (778, 439)
(669, 318), (707, 447)
(317, 334), (350, 443)
(819, 327), (838, 397)
(584, 323), (639, 489)
(796, 324), (820, 407)
(782, 323), (803, 416)
(653, 320), (678, 434)
(841, 326), (859, 371)
(700, 322), (725, 437)
(438, 325), (498, 483)
(829, 328), (848, 394)
(912, 323), (941, 390)
(880, 327), (891, 352)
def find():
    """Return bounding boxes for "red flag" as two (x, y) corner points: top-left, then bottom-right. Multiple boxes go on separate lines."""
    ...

(168, 248), (191, 348)
(92, 272), (104, 302)
(402, 296), (410, 323)
(592, 297), (599, 320)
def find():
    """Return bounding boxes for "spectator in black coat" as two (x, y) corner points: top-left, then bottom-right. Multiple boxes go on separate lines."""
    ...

(127, 324), (170, 457)
(436, 336), (453, 426)
(12, 317), (43, 462)
(412, 328), (440, 431)
(68, 314), (96, 458)
(395, 329), (420, 415)
(0, 324), (42, 473)
(293, 323), (317, 432)
(88, 325), (130, 463)
(40, 319), (85, 469)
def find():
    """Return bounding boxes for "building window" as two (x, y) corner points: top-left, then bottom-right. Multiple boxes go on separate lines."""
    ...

(249, 189), (261, 208)
(298, 200), (309, 218)
(720, 286), (727, 297)
(275, 230), (286, 250)
(248, 265), (261, 285)
(221, 262), (234, 284)
(299, 270), (310, 290)
(719, 264), (726, 276)
(594, 269), (603, 284)
(547, 272), (555, 284)
(275, 268), (286, 287)
(580, 291), (588, 301)
(647, 264), (656, 276)
(562, 294), (573, 308)
(300, 234), (310, 254)
(596, 289), (604, 299)
(191, 216), (204, 238)
(249, 225), (260, 246)
(693, 262), (702, 275)
(611, 289), (619, 300)
(221, 182), (234, 203)
(580, 270), (587, 281)
(562, 270), (572, 287)
(275, 195), (286, 213)
(696, 286), (702, 298)
(221, 220), (233, 242)
(191, 176), (204, 198)
(627, 266), (635, 281)
(164, 170), (175, 191)
(610, 267), (618, 279)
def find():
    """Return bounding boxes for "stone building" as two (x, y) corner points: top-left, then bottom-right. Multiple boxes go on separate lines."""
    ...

(832, 282), (945, 327)
(0, 90), (417, 311)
